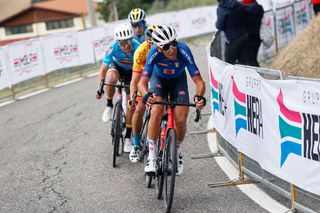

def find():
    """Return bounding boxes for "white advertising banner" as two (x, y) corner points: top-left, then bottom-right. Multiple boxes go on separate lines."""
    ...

(41, 32), (80, 73)
(184, 6), (216, 37)
(77, 30), (95, 65)
(90, 26), (115, 61)
(0, 47), (11, 90)
(8, 39), (45, 85)
(208, 55), (320, 195)
(294, 0), (310, 33)
(275, 6), (295, 48)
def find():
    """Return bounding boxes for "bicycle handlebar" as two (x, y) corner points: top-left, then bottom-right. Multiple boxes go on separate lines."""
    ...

(129, 90), (138, 107)
(151, 101), (201, 123)
(97, 80), (130, 97)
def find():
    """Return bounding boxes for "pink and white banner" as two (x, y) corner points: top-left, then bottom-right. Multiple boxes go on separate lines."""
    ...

(41, 31), (94, 73)
(0, 47), (11, 90)
(7, 39), (45, 84)
(208, 55), (320, 196)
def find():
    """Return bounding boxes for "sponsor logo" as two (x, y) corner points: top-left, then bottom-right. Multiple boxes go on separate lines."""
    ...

(278, 89), (320, 167)
(210, 67), (226, 116)
(163, 69), (175, 75)
(232, 76), (263, 138)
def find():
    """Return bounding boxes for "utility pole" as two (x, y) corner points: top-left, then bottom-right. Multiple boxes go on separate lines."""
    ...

(112, 1), (119, 21)
(87, 0), (97, 27)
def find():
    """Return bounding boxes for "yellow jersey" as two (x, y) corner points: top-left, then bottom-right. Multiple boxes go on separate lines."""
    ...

(133, 40), (150, 74)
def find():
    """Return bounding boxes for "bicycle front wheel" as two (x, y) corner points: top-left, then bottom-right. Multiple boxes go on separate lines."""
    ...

(112, 102), (122, 168)
(163, 128), (177, 212)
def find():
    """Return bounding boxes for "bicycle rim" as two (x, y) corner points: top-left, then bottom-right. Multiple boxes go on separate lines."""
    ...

(112, 102), (122, 167)
(140, 114), (149, 162)
(164, 129), (176, 212)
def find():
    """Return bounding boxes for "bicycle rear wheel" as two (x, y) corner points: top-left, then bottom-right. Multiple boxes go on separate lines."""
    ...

(163, 128), (177, 212)
(112, 102), (122, 168)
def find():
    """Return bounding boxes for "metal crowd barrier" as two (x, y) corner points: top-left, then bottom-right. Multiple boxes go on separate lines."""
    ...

(207, 66), (320, 212)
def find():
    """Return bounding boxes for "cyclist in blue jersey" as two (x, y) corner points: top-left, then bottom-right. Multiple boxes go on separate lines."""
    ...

(138, 25), (206, 175)
(96, 23), (140, 153)
(128, 8), (148, 43)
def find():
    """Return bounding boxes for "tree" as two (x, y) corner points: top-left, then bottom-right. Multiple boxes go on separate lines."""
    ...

(98, 0), (155, 22)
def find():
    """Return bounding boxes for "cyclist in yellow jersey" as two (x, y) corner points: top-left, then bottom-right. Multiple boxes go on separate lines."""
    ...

(128, 25), (158, 163)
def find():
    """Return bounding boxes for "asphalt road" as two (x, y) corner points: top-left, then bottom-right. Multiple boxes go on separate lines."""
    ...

(0, 44), (269, 213)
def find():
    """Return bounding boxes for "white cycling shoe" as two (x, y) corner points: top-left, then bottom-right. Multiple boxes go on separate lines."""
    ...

(176, 151), (183, 176)
(144, 159), (157, 173)
(123, 138), (131, 153)
(102, 106), (112, 122)
(129, 146), (140, 163)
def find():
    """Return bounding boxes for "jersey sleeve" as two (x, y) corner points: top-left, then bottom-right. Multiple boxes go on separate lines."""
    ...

(102, 43), (114, 67)
(142, 46), (157, 78)
(179, 43), (201, 78)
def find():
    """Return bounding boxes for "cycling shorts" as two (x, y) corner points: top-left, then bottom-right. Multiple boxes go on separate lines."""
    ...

(107, 61), (132, 94)
(148, 71), (189, 103)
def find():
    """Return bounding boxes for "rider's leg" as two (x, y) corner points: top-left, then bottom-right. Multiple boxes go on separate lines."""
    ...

(102, 69), (119, 122)
(129, 99), (145, 163)
(147, 96), (164, 160)
(132, 99), (145, 147)
(171, 72), (189, 175)
(105, 69), (119, 102)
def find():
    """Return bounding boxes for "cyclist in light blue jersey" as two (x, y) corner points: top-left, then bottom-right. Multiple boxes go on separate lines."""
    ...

(128, 8), (148, 43)
(96, 23), (140, 153)
(138, 25), (206, 175)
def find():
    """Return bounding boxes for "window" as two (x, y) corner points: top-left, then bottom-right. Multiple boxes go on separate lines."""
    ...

(46, 19), (74, 31)
(5, 24), (33, 35)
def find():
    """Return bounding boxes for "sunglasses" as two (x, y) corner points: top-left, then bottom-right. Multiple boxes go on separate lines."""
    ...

(118, 39), (132, 47)
(160, 40), (178, 51)
(131, 22), (144, 28)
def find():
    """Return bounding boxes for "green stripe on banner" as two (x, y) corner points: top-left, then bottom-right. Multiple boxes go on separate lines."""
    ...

(279, 116), (301, 140)
(234, 100), (246, 117)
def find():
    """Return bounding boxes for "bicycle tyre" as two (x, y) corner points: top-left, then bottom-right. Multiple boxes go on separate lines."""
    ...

(112, 102), (122, 167)
(164, 128), (177, 212)
(140, 111), (149, 163)
(156, 127), (165, 199)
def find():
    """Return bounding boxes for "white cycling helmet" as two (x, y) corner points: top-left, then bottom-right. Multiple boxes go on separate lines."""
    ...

(128, 8), (146, 23)
(114, 23), (134, 40)
(151, 25), (177, 47)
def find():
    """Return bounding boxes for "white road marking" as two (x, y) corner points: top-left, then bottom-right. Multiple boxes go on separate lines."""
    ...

(207, 117), (290, 213)
(53, 78), (84, 88)
(17, 89), (49, 100)
(0, 100), (15, 107)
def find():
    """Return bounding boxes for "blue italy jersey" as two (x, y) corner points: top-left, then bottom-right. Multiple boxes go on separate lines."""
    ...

(102, 39), (140, 71)
(143, 42), (200, 79)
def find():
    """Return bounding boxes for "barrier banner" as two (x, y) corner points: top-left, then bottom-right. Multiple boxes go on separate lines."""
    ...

(77, 30), (95, 65)
(185, 6), (216, 37)
(8, 39), (45, 84)
(208, 55), (320, 195)
(41, 32), (80, 72)
(294, 0), (310, 33)
(0, 47), (11, 90)
(90, 26), (115, 61)
(275, 6), (295, 48)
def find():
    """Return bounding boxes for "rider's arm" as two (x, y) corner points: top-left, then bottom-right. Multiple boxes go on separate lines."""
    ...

(99, 44), (114, 82)
(192, 75), (205, 97)
(130, 72), (141, 98)
(98, 64), (108, 81)
(138, 76), (149, 97)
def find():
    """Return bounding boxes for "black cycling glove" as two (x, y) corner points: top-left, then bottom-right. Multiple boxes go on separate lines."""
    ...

(194, 95), (206, 106)
(142, 93), (153, 104)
